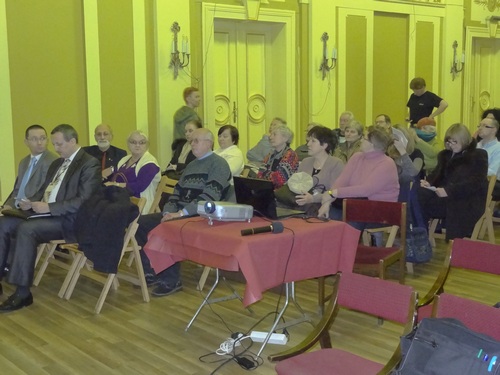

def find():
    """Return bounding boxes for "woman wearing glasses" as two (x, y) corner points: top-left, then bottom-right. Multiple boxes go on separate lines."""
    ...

(418, 123), (488, 240)
(106, 130), (161, 213)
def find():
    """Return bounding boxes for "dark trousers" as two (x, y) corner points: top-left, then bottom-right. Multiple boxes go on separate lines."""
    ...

(136, 213), (180, 285)
(0, 216), (65, 287)
(418, 187), (448, 225)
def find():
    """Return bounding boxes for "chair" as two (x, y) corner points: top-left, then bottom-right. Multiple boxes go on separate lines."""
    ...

(343, 199), (407, 284)
(417, 238), (500, 321)
(432, 293), (500, 340)
(429, 175), (496, 246)
(35, 197), (148, 313)
(471, 175), (498, 243)
(148, 175), (177, 214)
(270, 272), (417, 375)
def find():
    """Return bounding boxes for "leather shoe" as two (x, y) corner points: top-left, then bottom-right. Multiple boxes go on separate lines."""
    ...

(0, 293), (33, 312)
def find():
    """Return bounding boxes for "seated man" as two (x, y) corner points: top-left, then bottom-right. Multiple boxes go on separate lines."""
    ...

(2, 124), (58, 210)
(137, 128), (231, 297)
(0, 124), (101, 311)
(83, 124), (126, 181)
(375, 114), (408, 148)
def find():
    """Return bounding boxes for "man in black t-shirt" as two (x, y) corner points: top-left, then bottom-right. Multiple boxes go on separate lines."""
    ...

(406, 77), (448, 127)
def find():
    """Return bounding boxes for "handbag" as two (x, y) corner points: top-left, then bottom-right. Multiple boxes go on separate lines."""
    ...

(405, 178), (432, 263)
(393, 318), (500, 374)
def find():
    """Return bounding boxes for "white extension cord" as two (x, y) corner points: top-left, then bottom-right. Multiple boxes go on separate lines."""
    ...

(216, 333), (249, 355)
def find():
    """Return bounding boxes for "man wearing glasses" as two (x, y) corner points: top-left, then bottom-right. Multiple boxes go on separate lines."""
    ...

(136, 128), (232, 297)
(1, 125), (58, 211)
(477, 117), (500, 176)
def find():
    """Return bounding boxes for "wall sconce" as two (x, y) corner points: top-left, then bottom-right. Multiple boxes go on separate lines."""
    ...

(169, 22), (190, 79)
(319, 32), (337, 80)
(488, 16), (500, 38)
(450, 40), (464, 81)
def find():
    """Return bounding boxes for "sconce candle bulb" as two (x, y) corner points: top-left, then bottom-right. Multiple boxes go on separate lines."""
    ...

(169, 22), (190, 79)
(450, 40), (464, 81)
(319, 32), (337, 80)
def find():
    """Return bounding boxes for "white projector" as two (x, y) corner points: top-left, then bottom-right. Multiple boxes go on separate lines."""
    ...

(197, 201), (253, 225)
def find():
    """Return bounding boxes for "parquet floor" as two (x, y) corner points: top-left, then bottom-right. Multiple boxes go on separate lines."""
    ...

(0, 230), (499, 374)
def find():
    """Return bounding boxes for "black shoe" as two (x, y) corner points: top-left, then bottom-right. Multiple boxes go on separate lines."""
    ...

(151, 281), (182, 297)
(0, 293), (33, 312)
(145, 273), (160, 287)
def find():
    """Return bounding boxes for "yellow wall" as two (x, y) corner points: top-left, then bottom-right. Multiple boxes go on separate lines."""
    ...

(6, 0), (87, 159)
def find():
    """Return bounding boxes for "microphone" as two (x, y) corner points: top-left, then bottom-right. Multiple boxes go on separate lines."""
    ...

(241, 222), (284, 236)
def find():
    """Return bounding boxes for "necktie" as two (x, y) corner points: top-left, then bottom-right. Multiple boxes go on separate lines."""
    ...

(43, 158), (71, 203)
(16, 157), (37, 206)
(101, 151), (107, 170)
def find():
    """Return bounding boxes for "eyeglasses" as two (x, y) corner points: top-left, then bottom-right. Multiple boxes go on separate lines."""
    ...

(477, 124), (495, 129)
(128, 140), (147, 145)
(445, 139), (458, 145)
(191, 138), (210, 144)
(27, 136), (47, 143)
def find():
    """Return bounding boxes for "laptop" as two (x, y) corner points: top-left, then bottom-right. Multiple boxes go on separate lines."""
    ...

(233, 176), (305, 220)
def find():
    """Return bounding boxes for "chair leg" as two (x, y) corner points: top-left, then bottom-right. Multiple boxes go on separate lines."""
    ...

(197, 266), (212, 291)
(33, 242), (59, 286)
(95, 274), (117, 314)
(132, 247), (150, 303)
(406, 262), (414, 275)
(63, 254), (87, 300)
(317, 276), (326, 314)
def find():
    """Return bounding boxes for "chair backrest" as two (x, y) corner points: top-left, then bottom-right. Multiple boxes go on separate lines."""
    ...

(338, 272), (417, 326)
(450, 238), (500, 275)
(343, 199), (406, 227)
(148, 175), (177, 214)
(343, 199), (407, 247)
(432, 293), (500, 340)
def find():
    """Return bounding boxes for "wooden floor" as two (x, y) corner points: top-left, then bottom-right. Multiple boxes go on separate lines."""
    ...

(1, 232), (499, 374)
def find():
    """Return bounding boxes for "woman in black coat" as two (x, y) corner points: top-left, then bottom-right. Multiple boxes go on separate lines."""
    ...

(418, 123), (488, 240)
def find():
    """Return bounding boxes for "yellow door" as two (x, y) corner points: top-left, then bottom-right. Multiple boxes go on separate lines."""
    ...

(469, 38), (500, 127)
(207, 18), (294, 159)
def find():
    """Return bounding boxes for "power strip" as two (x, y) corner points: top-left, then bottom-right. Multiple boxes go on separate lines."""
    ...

(250, 331), (288, 345)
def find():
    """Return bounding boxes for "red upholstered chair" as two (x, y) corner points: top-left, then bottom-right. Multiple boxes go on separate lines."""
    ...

(343, 199), (407, 284)
(432, 293), (500, 340)
(270, 272), (417, 375)
(418, 238), (500, 322)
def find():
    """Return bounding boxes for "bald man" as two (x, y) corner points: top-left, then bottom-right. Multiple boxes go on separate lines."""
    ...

(83, 124), (126, 181)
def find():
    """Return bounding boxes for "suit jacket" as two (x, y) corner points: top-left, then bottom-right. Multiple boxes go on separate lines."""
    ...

(83, 144), (127, 170)
(4, 150), (58, 207)
(31, 148), (102, 241)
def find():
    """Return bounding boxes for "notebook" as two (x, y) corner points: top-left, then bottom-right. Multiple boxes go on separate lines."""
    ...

(233, 176), (305, 220)
(1, 208), (52, 220)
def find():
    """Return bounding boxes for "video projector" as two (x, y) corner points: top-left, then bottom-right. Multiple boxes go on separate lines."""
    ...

(197, 201), (253, 225)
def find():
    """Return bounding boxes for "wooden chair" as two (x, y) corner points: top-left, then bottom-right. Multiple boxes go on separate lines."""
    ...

(148, 175), (177, 214)
(344, 199), (407, 284)
(471, 175), (498, 243)
(429, 175), (496, 246)
(432, 293), (500, 340)
(58, 197), (149, 314)
(417, 238), (500, 322)
(270, 272), (417, 375)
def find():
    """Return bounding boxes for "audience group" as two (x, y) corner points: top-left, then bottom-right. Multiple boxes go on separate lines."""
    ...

(1, 80), (500, 311)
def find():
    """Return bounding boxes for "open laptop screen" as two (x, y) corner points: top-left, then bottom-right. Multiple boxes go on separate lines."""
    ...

(233, 176), (279, 219)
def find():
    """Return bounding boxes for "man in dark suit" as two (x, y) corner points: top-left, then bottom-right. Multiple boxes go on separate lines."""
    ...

(83, 124), (126, 181)
(0, 124), (101, 311)
(2, 124), (58, 210)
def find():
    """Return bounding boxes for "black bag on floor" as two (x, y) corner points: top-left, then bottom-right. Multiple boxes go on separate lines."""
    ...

(393, 318), (500, 374)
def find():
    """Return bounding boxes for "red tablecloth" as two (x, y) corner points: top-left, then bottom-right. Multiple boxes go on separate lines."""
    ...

(144, 217), (360, 306)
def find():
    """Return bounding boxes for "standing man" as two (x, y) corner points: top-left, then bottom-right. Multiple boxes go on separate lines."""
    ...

(138, 128), (231, 297)
(83, 124), (126, 181)
(173, 87), (202, 140)
(406, 77), (448, 126)
(2, 124), (58, 210)
(477, 117), (500, 176)
(0, 124), (101, 311)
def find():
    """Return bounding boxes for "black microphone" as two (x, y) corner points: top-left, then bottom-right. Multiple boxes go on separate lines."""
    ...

(241, 222), (284, 236)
